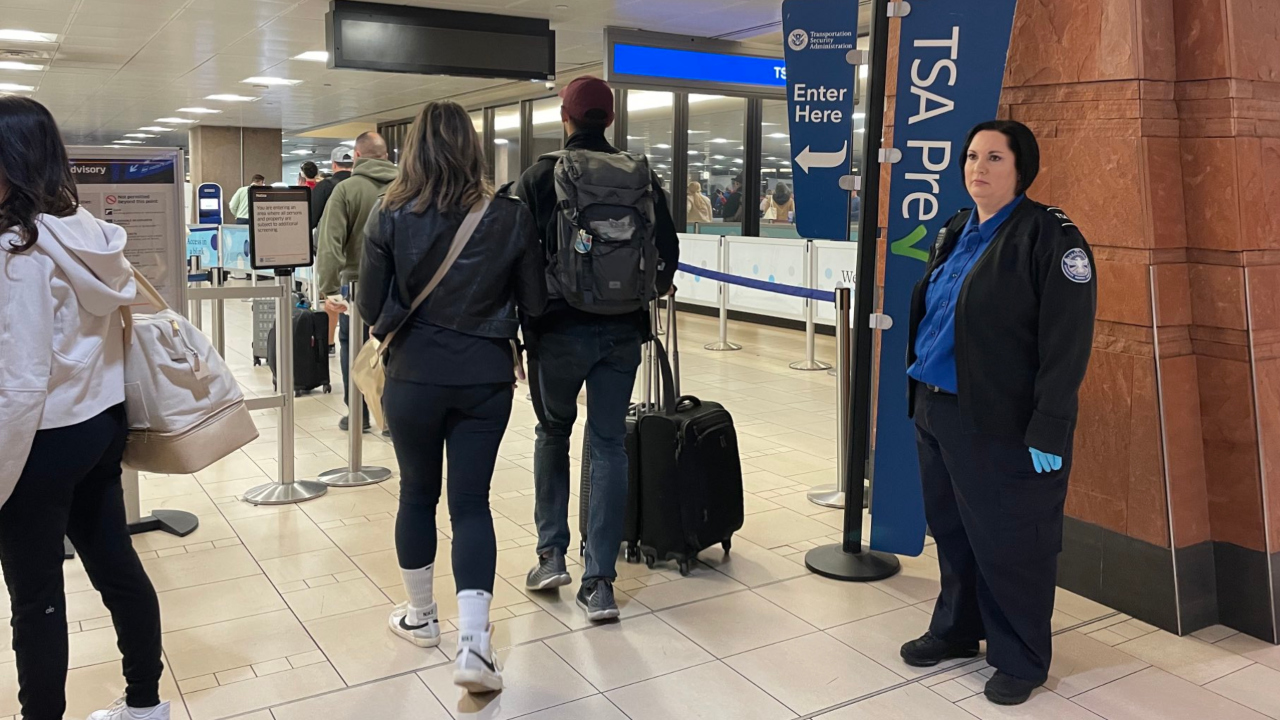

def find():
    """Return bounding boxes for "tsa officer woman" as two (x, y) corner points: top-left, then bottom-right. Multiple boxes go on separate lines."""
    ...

(898, 120), (1097, 706)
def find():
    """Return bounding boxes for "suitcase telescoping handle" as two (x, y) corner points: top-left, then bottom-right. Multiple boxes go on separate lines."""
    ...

(665, 291), (681, 399)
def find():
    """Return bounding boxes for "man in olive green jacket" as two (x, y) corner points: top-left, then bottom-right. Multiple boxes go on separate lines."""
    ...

(316, 131), (397, 432)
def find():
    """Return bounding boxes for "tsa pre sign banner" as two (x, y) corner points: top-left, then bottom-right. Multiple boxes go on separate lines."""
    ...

(782, 0), (859, 242)
(869, 0), (1019, 557)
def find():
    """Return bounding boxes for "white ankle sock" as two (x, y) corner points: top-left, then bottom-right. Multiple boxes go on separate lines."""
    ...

(457, 590), (492, 634)
(400, 564), (435, 624)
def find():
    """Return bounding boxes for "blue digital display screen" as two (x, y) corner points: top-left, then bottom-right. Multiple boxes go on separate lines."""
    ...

(611, 43), (786, 90)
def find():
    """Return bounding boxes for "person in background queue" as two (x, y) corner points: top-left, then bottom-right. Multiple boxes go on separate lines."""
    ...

(517, 76), (679, 621)
(311, 146), (356, 356)
(299, 161), (319, 189)
(228, 174), (265, 224)
(359, 100), (546, 693)
(722, 172), (745, 224)
(316, 131), (397, 434)
(900, 120), (1097, 706)
(0, 95), (169, 720)
(687, 181), (713, 225)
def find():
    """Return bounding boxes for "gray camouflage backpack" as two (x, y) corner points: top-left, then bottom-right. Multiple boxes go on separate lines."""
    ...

(543, 149), (658, 315)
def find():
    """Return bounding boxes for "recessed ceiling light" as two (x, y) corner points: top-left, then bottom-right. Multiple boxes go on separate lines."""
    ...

(0, 82), (35, 92)
(293, 51), (329, 62)
(493, 138), (509, 145)
(654, 143), (671, 149)
(289, 149), (312, 155)
(732, 158), (744, 164)
(0, 61), (43, 71)
(687, 150), (699, 155)
(0, 29), (57, 43)
(155, 117), (197, 124)
(205, 94), (258, 102)
(710, 138), (731, 144)
(124, 133), (157, 138)
(138, 126), (172, 132)
(114, 140), (143, 145)
(340, 140), (356, 147)
(177, 107), (221, 114)
(767, 133), (789, 139)
(242, 76), (302, 86)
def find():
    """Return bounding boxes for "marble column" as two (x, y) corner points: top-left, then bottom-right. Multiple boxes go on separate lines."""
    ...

(188, 126), (283, 223)
(992, 0), (1279, 642)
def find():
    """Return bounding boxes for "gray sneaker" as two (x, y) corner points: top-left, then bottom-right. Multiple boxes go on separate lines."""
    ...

(576, 579), (620, 622)
(525, 549), (571, 591)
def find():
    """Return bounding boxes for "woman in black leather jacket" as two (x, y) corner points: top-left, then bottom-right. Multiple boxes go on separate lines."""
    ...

(358, 100), (546, 694)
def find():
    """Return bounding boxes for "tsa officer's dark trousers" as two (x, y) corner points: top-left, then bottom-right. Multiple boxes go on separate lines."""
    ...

(913, 389), (1071, 683)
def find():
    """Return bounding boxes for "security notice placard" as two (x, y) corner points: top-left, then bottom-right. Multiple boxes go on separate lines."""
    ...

(249, 187), (313, 270)
(68, 149), (187, 311)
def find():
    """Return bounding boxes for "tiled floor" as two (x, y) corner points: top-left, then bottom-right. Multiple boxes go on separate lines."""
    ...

(2, 296), (1276, 719)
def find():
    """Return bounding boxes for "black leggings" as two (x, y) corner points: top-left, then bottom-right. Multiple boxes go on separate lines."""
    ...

(385, 380), (513, 593)
(0, 405), (163, 719)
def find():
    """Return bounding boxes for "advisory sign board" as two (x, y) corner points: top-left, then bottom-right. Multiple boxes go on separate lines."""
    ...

(782, 0), (860, 241)
(868, 0), (1020, 557)
(249, 187), (313, 270)
(68, 147), (187, 312)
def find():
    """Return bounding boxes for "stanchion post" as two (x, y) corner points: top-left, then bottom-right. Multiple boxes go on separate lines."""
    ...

(210, 232), (225, 358)
(320, 280), (392, 487)
(704, 236), (741, 352)
(791, 240), (832, 372)
(243, 273), (328, 505)
(803, 0), (899, 582)
(808, 285), (849, 508)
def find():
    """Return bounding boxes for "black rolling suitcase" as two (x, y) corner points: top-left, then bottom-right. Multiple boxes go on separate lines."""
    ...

(633, 339), (744, 575)
(267, 304), (332, 397)
(579, 298), (743, 576)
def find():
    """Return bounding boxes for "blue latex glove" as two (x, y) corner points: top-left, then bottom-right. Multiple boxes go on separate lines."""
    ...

(1029, 448), (1063, 474)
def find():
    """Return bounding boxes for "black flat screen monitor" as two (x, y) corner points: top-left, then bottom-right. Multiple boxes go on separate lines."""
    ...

(326, 1), (555, 81)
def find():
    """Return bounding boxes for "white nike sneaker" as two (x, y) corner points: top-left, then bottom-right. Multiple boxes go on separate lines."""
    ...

(388, 602), (441, 648)
(89, 698), (171, 720)
(454, 625), (503, 694)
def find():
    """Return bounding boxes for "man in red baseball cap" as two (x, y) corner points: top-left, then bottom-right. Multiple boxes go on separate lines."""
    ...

(517, 76), (680, 622)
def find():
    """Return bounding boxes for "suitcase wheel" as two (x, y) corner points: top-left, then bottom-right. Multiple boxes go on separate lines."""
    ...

(722, 539), (732, 555)
(625, 546), (642, 564)
(678, 560), (692, 577)
(295, 390), (305, 398)
(323, 384), (332, 394)
(644, 554), (657, 570)
(253, 358), (261, 367)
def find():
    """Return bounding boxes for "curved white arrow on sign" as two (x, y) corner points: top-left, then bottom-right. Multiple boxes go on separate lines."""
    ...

(795, 142), (848, 173)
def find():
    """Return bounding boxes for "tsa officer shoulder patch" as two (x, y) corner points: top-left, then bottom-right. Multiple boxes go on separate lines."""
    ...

(1062, 249), (1092, 284)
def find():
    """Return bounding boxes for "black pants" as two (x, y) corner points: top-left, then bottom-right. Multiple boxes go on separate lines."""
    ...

(0, 405), (163, 718)
(385, 380), (513, 593)
(914, 390), (1070, 683)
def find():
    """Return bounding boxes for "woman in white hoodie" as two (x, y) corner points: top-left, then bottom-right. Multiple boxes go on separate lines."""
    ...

(0, 97), (169, 720)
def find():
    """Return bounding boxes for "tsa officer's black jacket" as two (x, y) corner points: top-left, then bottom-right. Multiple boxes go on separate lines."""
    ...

(906, 200), (1098, 457)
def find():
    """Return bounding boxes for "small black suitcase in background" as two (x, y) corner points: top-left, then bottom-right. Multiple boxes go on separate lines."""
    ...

(267, 307), (332, 397)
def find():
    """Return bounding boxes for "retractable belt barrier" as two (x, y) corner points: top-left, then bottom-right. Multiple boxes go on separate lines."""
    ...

(675, 261), (853, 511)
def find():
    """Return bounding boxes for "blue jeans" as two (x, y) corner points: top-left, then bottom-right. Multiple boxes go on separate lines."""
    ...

(532, 319), (642, 583)
(338, 285), (370, 425)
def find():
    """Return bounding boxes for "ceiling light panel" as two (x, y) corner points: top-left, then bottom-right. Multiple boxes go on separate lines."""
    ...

(205, 94), (259, 102)
(0, 61), (43, 71)
(177, 107), (221, 114)
(0, 30), (58, 43)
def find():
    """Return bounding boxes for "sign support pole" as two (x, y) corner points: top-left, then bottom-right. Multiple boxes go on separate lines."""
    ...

(805, 0), (901, 582)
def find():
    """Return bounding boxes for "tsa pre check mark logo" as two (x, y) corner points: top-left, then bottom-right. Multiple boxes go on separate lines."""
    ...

(788, 29), (810, 51)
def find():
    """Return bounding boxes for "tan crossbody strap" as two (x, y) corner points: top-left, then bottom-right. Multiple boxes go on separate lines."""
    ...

(378, 198), (490, 356)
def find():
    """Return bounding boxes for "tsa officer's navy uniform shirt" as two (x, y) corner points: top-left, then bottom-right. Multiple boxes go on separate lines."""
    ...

(908, 195), (1024, 393)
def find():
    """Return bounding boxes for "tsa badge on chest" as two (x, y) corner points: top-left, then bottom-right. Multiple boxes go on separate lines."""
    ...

(1062, 248), (1092, 284)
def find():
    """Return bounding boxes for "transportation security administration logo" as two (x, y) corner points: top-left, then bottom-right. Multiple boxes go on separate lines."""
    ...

(788, 29), (810, 51)
(1062, 249), (1092, 283)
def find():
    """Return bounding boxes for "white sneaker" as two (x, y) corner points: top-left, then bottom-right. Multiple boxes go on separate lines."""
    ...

(454, 625), (503, 694)
(388, 602), (441, 648)
(89, 698), (171, 720)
